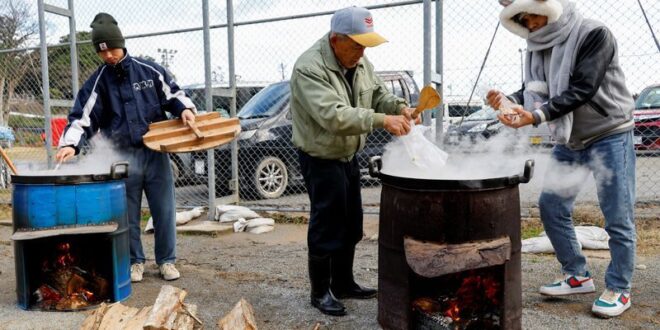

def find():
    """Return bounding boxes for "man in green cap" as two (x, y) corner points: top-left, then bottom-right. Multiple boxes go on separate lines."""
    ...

(56, 13), (196, 283)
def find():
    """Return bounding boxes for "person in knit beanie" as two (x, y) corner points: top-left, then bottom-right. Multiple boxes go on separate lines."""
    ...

(56, 13), (197, 284)
(485, 0), (636, 318)
(90, 13), (125, 53)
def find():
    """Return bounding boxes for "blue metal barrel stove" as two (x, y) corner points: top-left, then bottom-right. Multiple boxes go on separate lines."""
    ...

(11, 162), (131, 310)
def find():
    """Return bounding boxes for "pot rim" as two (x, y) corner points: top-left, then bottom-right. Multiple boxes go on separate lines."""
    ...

(11, 161), (129, 184)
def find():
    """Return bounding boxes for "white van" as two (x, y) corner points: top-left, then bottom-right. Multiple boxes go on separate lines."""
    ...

(435, 95), (485, 125)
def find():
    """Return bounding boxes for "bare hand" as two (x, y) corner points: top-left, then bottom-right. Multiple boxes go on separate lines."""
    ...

(497, 105), (535, 128)
(181, 109), (196, 125)
(401, 107), (422, 125)
(55, 146), (76, 162)
(384, 115), (412, 136)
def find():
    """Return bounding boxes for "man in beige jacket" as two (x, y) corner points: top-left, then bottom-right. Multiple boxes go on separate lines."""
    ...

(290, 6), (417, 316)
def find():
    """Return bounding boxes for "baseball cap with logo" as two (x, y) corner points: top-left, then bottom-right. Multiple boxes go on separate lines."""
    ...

(330, 6), (387, 47)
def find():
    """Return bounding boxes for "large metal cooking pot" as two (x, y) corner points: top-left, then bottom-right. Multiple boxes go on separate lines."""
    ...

(369, 156), (534, 190)
(11, 161), (129, 230)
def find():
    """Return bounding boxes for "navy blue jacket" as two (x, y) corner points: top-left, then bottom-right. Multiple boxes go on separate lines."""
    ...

(60, 53), (196, 150)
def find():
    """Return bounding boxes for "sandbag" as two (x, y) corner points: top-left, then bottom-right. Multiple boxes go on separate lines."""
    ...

(522, 225), (609, 253)
(144, 207), (205, 233)
(217, 205), (260, 223)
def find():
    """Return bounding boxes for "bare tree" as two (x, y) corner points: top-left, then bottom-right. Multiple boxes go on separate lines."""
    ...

(0, 0), (38, 125)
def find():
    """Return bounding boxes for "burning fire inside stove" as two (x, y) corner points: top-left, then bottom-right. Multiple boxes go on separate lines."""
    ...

(411, 267), (503, 330)
(31, 240), (111, 310)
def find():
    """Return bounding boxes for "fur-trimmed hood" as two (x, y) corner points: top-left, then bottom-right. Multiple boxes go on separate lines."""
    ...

(499, 0), (565, 39)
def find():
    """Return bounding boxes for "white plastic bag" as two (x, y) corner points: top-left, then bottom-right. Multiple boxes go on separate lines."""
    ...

(398, 124), (448, 170)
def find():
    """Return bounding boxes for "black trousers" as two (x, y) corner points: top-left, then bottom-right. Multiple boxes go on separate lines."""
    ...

(298, 150), (363, 255)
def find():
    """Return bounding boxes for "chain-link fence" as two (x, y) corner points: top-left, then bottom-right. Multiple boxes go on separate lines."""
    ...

(1, 0), (658, 214)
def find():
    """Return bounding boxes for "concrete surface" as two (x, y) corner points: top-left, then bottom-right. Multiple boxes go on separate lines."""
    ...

(0, 215), (657, 329)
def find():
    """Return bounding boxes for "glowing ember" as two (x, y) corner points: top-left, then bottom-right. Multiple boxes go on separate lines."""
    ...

(412, 270), (503, 329)
(32, 242), (109, 310)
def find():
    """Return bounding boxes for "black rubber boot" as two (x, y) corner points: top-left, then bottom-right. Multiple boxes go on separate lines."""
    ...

(309, 253), (346, 316)
(331, 247), (377, 299)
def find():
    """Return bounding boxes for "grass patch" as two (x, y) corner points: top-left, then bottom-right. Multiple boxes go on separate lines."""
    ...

(141, 210), (151, 222)
(267, 212), (309, 225)
(521, 218), (544, 240)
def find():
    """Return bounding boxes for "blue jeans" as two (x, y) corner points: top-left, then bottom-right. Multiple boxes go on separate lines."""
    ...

(539, 131), (636, 293)
(124, 147), (177, 265)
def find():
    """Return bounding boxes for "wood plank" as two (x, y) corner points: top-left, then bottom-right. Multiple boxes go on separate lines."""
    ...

(159, 130), (238, 152)
(175, 221), (233, 235)
(11, 223), (118, 241)
(147, 112), (219, 129)
(404, 236), (511, 278)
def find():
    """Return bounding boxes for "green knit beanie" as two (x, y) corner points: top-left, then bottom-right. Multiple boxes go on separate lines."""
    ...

(90, 13), (125, 52)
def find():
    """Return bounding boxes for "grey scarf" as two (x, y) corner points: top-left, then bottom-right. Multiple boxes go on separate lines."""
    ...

(523, 1), (584, 144)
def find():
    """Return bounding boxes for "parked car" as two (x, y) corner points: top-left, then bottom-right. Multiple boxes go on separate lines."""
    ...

(633, 84), (660, 152)
(444, 106), (554, 150)
(191, 71), (420, 199)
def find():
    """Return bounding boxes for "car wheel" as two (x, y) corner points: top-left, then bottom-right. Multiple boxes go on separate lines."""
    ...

(249, 156), (288, 199)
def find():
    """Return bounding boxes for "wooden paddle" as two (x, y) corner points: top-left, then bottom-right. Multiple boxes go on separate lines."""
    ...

(0, 145), (18, 175)
(412, 85), (441, 118)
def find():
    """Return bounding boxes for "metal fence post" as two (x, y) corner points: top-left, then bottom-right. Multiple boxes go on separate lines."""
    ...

(37, 0), (54, 169)
(203, 0), (216, 220)
(68, 0), (79, 99)
(435, 0), (444, 144)
(227, 0), (239, 204)
(422, 0), (432, 126)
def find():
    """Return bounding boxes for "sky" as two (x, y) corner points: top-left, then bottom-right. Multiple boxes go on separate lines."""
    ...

(34, 0), (660, 96)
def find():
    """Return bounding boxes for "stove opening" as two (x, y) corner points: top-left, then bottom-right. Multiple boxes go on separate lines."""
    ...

(24, 234), (113, 310)
(410, 265), (504, 330)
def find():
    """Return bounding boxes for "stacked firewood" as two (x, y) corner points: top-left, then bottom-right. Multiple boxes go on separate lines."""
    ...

(80, 285), (201, 330)
(81, 285), (259, 330)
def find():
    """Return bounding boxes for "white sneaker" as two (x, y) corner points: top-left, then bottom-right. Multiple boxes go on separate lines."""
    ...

(159, 263), (180, 281)
(539, 272), (596, 296)
(130, 263), (144, 283)
(592, 289), (631, 318)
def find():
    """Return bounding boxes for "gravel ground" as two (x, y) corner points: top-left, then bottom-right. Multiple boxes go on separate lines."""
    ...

(0, 215), (657, 330)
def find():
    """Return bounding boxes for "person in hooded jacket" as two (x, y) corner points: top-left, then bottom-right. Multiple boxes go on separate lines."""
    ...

(486, 0), (636, 318)
(56, 13), (196, 283)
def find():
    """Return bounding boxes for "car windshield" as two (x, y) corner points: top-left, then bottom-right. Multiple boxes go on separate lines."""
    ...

(464, 107), (498, 121)
(238, 82), (290, 119)
(635, 86), (660, 109)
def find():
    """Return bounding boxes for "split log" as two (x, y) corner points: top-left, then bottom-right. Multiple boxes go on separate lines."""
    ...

(173, 304), (199, 330)
(122, 306), (152, 329)
(79, 302), (140, 330)
(80, 302), (111, 330)
(217, 298), (257, 330)
(404, 236), (511, 278)
(143, 285), (188, 330)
